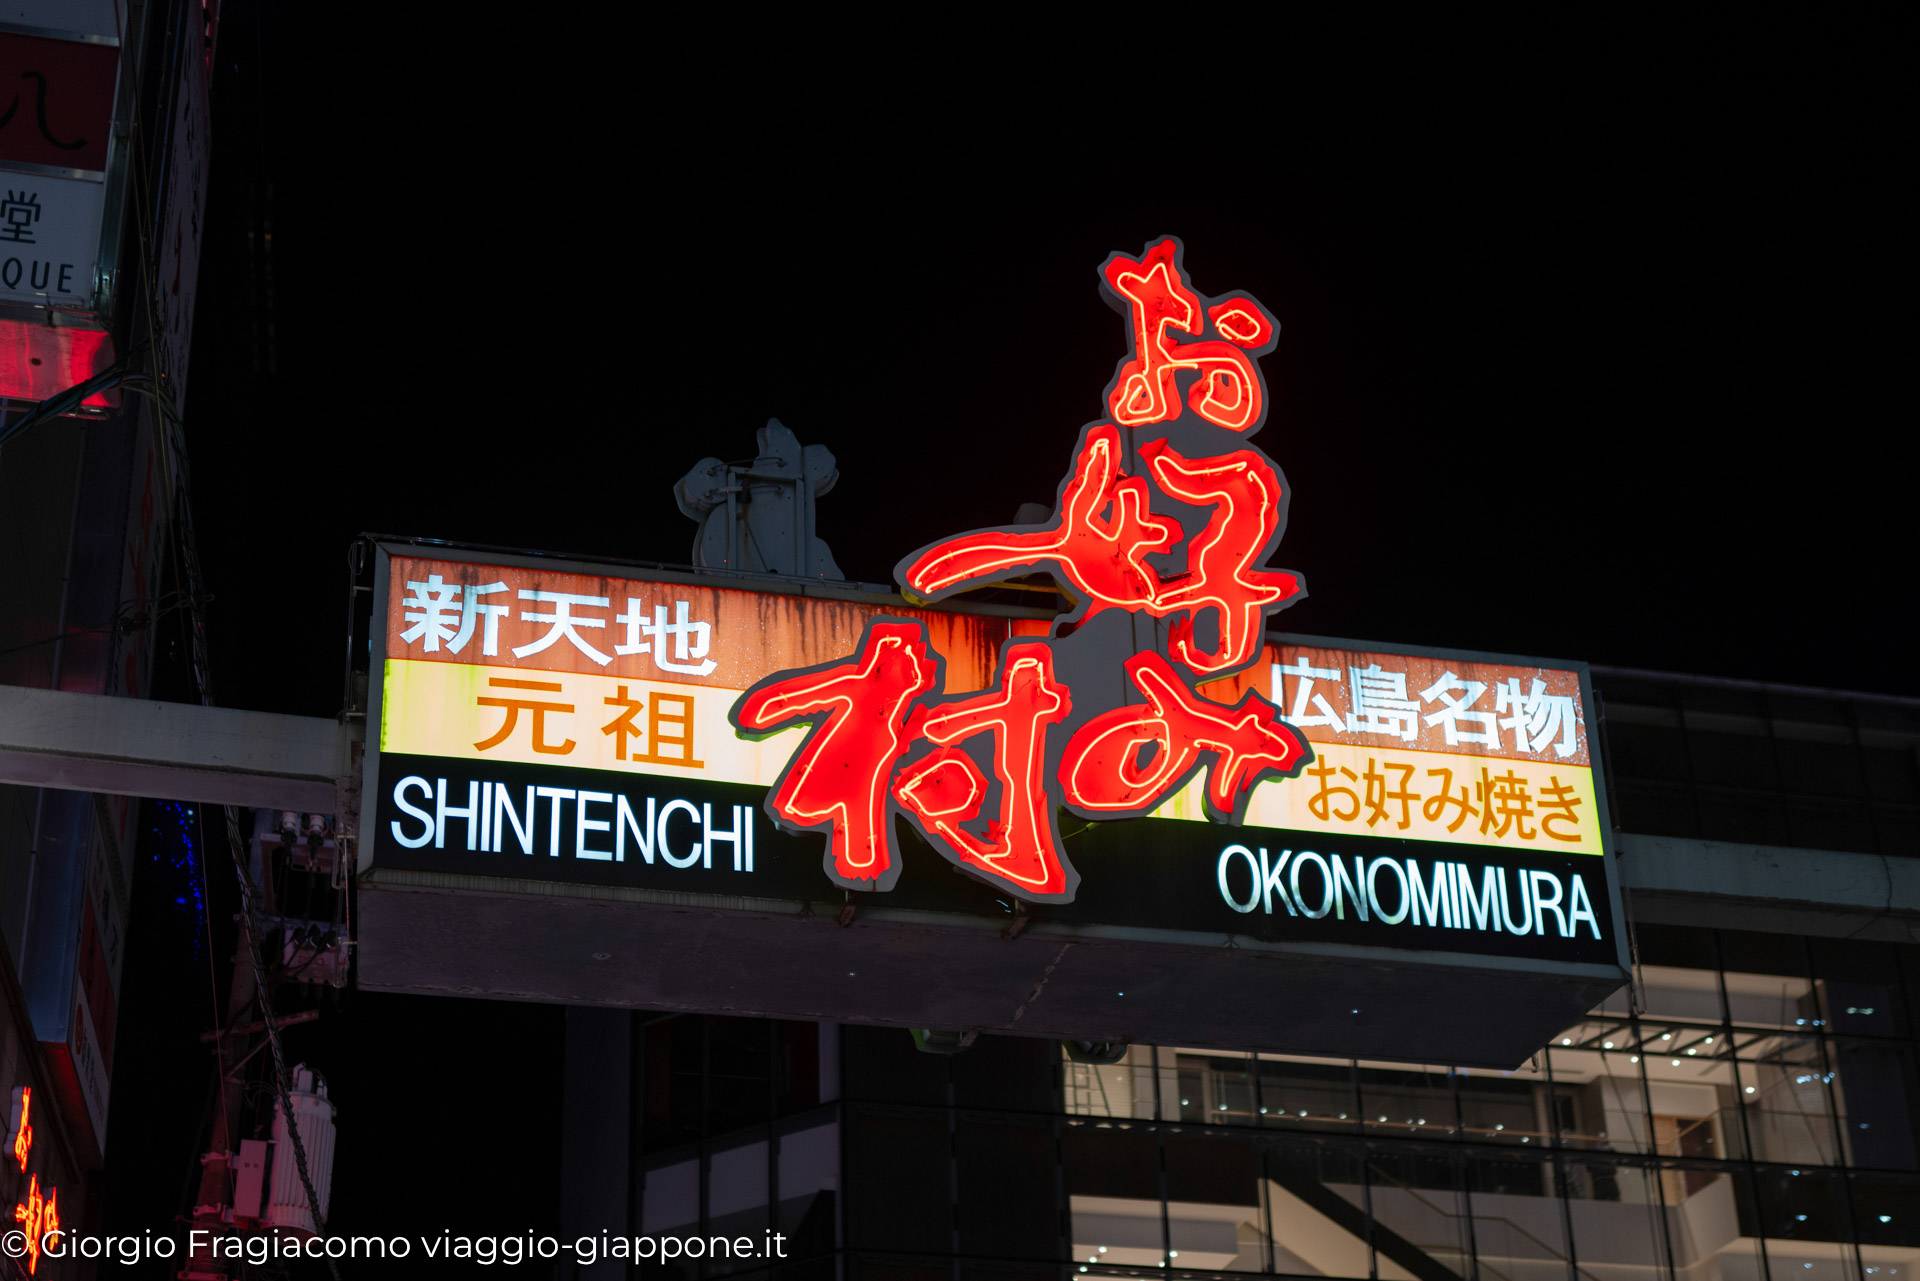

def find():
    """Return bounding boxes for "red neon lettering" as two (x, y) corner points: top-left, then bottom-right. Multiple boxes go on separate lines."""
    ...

(901, 424), (1175, 610)
(1207, 300), (1274, 347)
(1059, 651), (1309, 823)
(13, 1174), (54, 1274)
(10, 1087), (28, 1172)
(1102, 239), (1275, 433)
(733, 621), (940, 888)
(1137, 439), (1301, 674)
(894, 645), (1075, 898)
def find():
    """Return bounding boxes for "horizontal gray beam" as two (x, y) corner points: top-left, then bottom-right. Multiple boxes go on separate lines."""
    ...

(0, 683), (358, 811)
(1619, 831), (1920, 944)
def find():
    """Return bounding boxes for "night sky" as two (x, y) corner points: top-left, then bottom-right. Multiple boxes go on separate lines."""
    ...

(103, 7), (1912, 1262)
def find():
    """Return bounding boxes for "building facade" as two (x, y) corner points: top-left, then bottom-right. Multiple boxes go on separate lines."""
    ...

(568, 667), (1920, 1281)
(0, 0), (215, 1266)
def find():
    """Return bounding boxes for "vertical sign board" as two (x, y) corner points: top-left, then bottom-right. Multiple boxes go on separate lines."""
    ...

(0, 27), (121, 310)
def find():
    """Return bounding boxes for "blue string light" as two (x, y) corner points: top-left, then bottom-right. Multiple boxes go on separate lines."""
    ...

(151, 800), (208, 958)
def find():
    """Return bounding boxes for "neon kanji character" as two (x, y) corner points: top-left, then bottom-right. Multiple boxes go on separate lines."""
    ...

(1419, 672), (1498, 747)
(614, 599), (717, 676)
(1537, 776), (1585, 843)
(900, 424), (1174, 611)
(1058, 651), (1309, 825)
(893, 644), (1075, 898)
(399, 574), (509, 655)
(14, 1173), (54, 1275)
(1101, 238), (1275, 433)
(1303, 759), (1362, 822)
(514, 590), (613, 667)
(1363, 758), (1418, 830)
(1422, 767), (1479, 833)
(1274, 655), (1344, 731)
(1137, 439), (1301, 674)
(475, 677), (576, 755)
(1347, 664), (1420, 740)
(1496, 677), (1580, 757)
(1480, 768), (1536, 840)
(10, 1087), (27, 1172)
(732, 620), (941, 890)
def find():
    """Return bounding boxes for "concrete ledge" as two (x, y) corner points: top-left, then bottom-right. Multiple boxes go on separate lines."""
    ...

(1618, 831), (1920, 943)
(0, 683), (359, 811)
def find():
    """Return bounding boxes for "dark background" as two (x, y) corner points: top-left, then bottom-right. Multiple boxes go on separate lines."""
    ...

(103, 8), (1912, 1269)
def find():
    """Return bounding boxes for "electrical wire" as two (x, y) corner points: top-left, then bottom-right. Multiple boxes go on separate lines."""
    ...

(103, 3), (341, 1270)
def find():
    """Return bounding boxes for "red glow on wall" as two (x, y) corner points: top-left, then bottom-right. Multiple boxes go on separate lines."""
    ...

(0, 321), (116, 407)
(895, 644), (1075, 898)
(733, 621), (940, 889)
(1102, 239), (1274, 433)
(1060, 650), (1309, 824)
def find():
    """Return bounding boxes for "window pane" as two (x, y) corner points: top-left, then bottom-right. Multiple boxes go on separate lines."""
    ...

(1665, 1164), (1767, 1281)
(1737, 1032), (1844, 1167)
(1175, 1051), (1258, 1126)
(1466, 1151), (1569, 1281)
(642, 1155), (699, 1232)
(1637, 965), (1727, 1025)
(1751, 1167), (1855, 1281)
(956, 1114), (1059, 1262)
(1832, 1040), (1920, 1171)
(842, 1025), (949, 1106)
(1458, 1069), (1542, 1146)
(1264, 1139), (1372, 1279)
(1358, 1063), (1459, 1141)
(843, 1106), (951, 1255)
(709, 1137), (771, 1274)
(1849, 1171), (1920, 1266)
(1365, 1146), (1474, 1280)
(954, 1035), (1058, 1113)
(772, 1020), (821, 1116)
(709, 1016), (775, 1134)
(1064, 1122), (1160, 1202)
(1063, 1044), (1152, 1120)
(642, 1015), (705, 1149)
(1812, 938), (1910, 1039)
(1549, 1022), (1653, 1154)
(1163, 1130), (1263, 1271)
(1065, 1123), (1164, 1271)
(776, 1120), (838, 1261)
(1642, 1024), (1740, 1166)
(1720, 932), (1818, 1030)
(1257, 1055), (1359, 1132)
(1563, 1155), (1672, 1274)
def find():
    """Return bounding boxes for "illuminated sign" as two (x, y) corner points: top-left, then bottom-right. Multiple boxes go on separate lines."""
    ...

(360, 240), (1629, 1061)
(8, 1086), (27, 1171)
(367, 245), (1616, 958)
(12, 1174), (56, 1275)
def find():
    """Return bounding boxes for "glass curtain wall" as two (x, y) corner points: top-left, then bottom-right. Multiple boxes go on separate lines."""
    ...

(1053, 927), (1918, 1281)
(629, 928), (1920, 1281)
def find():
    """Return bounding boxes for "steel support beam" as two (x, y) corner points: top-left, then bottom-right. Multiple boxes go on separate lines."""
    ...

(1618, 831), (1920, 942)
(0, 683), (358, 811)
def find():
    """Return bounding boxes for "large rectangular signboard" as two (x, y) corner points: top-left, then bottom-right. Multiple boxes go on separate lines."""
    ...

(360, 543), (1628, 1065)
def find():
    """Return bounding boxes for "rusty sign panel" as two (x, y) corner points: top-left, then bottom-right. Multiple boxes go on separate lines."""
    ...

(359, 543), (1628, 1066)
